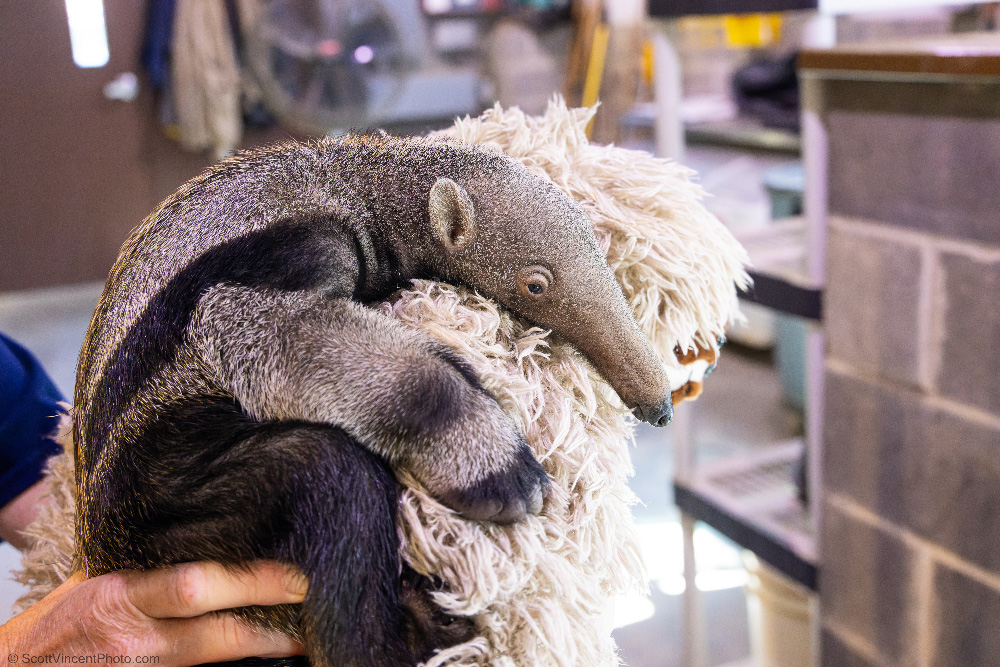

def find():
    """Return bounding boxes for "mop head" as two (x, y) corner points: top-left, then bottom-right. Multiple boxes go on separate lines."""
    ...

(14, 99), (749, 667)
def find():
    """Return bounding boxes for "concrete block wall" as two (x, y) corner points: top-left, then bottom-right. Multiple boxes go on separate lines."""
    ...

(819, 106), (1000, 666)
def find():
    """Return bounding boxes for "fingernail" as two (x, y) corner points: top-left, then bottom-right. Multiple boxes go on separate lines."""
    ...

(285, 569), (309, 599)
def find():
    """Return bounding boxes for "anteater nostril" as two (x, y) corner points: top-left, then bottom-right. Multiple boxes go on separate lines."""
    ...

(652, 397), (673, 426)
(633, 399), (673, 426)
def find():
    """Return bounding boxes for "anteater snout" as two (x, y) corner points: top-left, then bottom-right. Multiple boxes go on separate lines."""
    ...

(633, 396), (673, 427)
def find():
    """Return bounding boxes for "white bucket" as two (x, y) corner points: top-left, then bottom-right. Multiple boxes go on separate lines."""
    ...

(744, 552), (814, 667)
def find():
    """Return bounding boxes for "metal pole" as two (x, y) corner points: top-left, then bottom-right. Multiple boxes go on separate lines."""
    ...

(652, 31), (684, 162)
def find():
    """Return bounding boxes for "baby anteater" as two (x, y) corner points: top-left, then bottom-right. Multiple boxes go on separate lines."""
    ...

(74, 134), (674, 666)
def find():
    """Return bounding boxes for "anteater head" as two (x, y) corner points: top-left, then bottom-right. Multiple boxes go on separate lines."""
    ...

(427, 160), (674, 426)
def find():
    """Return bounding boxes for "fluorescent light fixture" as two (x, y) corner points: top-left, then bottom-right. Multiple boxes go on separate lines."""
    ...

(65, 0), (109, 68)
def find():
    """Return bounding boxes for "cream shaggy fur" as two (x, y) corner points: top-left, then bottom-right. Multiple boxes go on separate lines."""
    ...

(14, 99), (749, 667)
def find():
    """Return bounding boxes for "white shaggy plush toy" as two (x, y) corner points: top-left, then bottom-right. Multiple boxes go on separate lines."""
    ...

(15, 99), (749, 667)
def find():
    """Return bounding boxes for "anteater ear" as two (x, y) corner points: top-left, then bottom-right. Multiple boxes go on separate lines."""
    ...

(429, 178), (476, 250)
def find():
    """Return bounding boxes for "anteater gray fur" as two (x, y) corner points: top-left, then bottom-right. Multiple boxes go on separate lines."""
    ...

(74, 134), (674, 667)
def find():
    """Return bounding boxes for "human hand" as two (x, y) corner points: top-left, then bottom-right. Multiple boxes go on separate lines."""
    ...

(0, 560), (307, 666)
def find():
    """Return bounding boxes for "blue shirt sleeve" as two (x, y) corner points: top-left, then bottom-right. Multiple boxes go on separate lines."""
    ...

(0, 332), (65, 511)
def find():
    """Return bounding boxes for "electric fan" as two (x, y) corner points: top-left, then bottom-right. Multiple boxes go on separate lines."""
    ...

(243, 0), (486, 134)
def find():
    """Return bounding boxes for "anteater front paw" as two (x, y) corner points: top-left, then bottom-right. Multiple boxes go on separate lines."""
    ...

(439, 443), (549, 523)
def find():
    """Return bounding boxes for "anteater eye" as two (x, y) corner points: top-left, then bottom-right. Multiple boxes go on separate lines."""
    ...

(517, 266), (553, 299)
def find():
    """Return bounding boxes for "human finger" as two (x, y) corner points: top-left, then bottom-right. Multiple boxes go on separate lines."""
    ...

(123, 560), (308, 619)
(162, 610), (305, 664)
